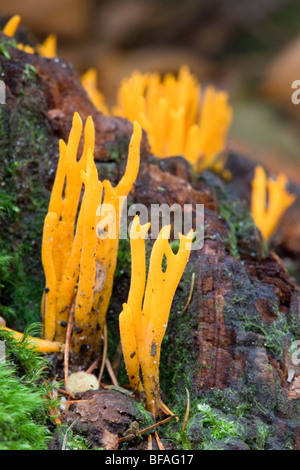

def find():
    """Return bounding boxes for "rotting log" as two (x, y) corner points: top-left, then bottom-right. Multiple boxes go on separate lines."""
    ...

(0, 31), (299, 450)
(133, 161), (300, 450)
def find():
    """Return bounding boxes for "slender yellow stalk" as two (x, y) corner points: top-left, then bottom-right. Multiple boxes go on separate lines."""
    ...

(42, 212), (58, 341)
(251, 165), (296, 241)
(141, 228), (193, 413)
(251, 165), (267, 230)
(94, 121), (142, 343)
(119, 303), (141, 391)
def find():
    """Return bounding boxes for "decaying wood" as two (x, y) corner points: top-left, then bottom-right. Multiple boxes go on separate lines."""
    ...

(60, 389), (154, 450)
(1, 34), (299, 450)
(133, 155), (300, 449)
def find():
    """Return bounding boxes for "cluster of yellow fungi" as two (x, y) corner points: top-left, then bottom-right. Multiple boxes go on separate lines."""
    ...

(0, 116), (142, 361)
(41, 112), (141, 357)
(251, 165), (296, 241)
(2, 15), (57, 58)
(112, 67), (232, 173)
(119, 216), (193, 416)
(81, 68), (109, 116)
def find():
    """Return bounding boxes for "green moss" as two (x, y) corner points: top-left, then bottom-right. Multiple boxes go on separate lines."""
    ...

(114, 236), (131, 279)
(196, 403), (240, 439)
(127, 399), (155, 430)
(21, 63), (37, 82)
(168, 430), (193, 450)
(203, 388), (250, 418)
(0, 363), (50, 450)
(0, 38), (18, 60)
(105, 134), (131, 164)
(162, 399), (243, 450)
(0, 325), (54, 450)
(0, 54), (57, 329)
(219, 199), (256, 259)
(220, 202), (240, 258)
(245, 418), (270, 450)
(244, 308), (298, 363)
(200, 171), (259, 260)
(156, 260), (200, 449)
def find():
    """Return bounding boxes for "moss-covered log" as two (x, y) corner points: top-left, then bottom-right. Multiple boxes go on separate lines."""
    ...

(0, 32), (150, 332)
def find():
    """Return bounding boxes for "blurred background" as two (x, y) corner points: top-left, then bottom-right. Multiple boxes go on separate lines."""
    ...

(1, 0), (300, 182)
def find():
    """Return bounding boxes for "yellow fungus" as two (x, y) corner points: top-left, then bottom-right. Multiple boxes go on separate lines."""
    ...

(77, 65), (232, 173)
(2, 15), (21, 37)
(37, 34), (57, 59)
(42, 212), (58, 341)
(17, 43), (35, 54)
(0, 326), (63, 353)
(251, 165), (296, 241)
(40, 113), (142, 358)
(119, 215), (193, 416)
(119, 303), (141, 392)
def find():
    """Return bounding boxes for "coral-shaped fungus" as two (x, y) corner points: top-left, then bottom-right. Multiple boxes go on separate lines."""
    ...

(112, 66), (232, 173)
(2, 14), (21, 37)
(81, 68), (109, 115)
(119, 216), (193, 416)
(251, 165), (296, 241)
(41, 113), (141, 356)
(2, 15), (57, 58)
(0, 115), (141, 357)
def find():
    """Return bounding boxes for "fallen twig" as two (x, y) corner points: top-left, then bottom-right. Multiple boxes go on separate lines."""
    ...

(44, 390), (61, 425)
(86, 355), (100, 374)
(98, 323), (107, 385)
(118, 414), (178, 442)
(105, 357), (119, 387)
(62, 419), (78, 450)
